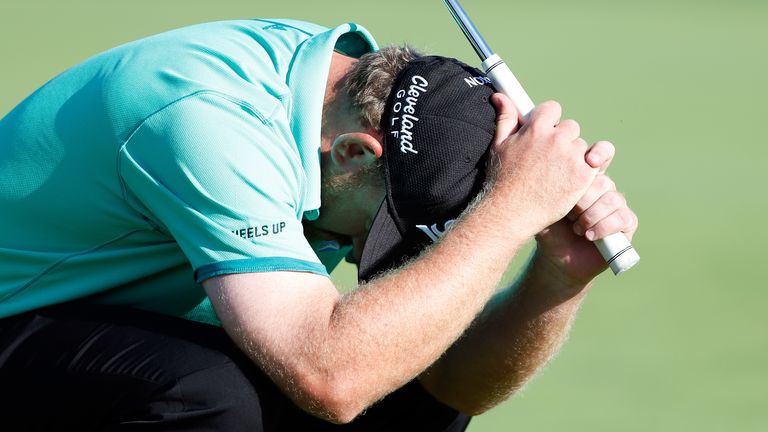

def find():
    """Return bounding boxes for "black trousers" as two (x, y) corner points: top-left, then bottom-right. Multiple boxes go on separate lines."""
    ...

(0, 303), (471, 431)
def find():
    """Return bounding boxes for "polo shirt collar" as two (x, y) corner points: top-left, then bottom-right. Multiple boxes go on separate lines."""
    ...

(286, 23), (378, 221)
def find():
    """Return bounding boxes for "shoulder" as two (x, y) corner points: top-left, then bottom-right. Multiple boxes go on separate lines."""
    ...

(120, 90), (304, 195)
(99, 20), (318, 138)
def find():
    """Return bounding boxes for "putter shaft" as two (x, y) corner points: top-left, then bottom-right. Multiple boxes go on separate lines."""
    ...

(443, 0), (493, 60)
(441, 0), (640, 274)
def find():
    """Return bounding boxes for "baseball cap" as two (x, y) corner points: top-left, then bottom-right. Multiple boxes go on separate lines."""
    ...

(357, 56), (498, 281)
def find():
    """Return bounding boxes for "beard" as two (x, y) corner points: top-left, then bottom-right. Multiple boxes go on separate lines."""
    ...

(320, 162), (385, 207)
(312, 161), (386, 238)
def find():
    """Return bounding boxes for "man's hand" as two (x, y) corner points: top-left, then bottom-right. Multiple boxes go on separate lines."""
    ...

(535, 141), (639, 286)
(487, 94), (598, 238)
(418, 98), (639, 415)
(489, 92), (638, 286)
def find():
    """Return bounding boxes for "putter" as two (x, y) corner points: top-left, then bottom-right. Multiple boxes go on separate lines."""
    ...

(443, 0), (640, 275)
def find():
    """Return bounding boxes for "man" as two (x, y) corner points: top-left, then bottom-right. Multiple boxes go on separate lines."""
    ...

(0, 18), (637, 430)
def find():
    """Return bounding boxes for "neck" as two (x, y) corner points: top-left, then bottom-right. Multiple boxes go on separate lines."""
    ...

(324, 52), (358, 108)
(321, 53), (358, 151)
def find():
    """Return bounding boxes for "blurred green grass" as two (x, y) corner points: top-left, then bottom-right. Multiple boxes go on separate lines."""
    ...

(2, 1), (766, 430)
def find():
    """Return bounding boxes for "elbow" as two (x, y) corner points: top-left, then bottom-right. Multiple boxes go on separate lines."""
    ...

(429, 396), (492, 418)
(297, 373), (369, 424)
(325, 403), (365, 425)
(419, 377), (506, 418)
(459, 404), (493, 417)
(437, 399), (495, 418)
(318, 392), (365, 425)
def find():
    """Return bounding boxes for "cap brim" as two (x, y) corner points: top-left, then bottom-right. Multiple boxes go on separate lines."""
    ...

(358, 200), (420, 282)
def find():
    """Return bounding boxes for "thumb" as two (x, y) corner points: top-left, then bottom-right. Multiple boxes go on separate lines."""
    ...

(490, 93), (520, 145)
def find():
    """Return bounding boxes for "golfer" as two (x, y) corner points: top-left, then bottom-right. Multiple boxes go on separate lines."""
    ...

(0, 19), (638, 431)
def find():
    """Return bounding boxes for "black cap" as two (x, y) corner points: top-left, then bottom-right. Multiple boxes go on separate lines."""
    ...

(358, 56), (497, 281)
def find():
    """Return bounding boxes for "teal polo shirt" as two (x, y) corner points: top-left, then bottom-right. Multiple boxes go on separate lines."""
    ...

(0, 19), (377, 320)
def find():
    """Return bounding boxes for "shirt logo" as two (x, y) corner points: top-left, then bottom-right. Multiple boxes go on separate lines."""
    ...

(416, 219), (457, 243)
(263, 24), (288, 31)
(233, 221), (286, 239)
(316, 240), (341, 252)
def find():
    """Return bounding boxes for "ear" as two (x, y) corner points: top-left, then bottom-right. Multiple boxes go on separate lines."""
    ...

(330, 133), (383, 172)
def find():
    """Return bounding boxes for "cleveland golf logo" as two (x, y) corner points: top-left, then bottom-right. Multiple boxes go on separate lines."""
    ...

(389, 75), (428, 155)
(416, 219), (457, 243)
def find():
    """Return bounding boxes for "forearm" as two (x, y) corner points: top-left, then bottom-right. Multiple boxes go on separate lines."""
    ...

(308, 191), (534, 417)
(419, 248), (591, 415)
(210, 188), (536, 423)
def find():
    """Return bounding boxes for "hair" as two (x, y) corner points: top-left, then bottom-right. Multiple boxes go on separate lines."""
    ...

(341, 45), (423, 133)
(321, 46), (422, 195)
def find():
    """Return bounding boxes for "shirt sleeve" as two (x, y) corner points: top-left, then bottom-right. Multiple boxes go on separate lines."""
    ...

(118, 91), (328, 282)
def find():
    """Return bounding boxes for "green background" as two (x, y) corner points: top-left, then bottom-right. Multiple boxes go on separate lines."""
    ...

(1, 0), (766, 430)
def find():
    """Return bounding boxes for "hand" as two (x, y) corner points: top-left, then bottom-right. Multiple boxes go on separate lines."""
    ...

(535, 141), (639, 286)
(487, 94), (597, 237)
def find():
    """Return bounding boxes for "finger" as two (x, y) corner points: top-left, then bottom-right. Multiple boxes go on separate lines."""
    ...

(490, 93), (519, 144)
(585, 140), (616, 173)
(527, 100), (562, 131)
(573, 137), (589, 154)
(555, 119), (581, 142)
(567, 174), (616, 221)
(582, 207), (638, 241)
(572, 190), (626, 237)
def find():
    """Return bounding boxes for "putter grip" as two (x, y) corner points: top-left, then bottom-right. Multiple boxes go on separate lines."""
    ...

(481, 54), (640, 274)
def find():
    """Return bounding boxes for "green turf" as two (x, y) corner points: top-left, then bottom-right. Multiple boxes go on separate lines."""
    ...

(2, 1), (766, 430)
